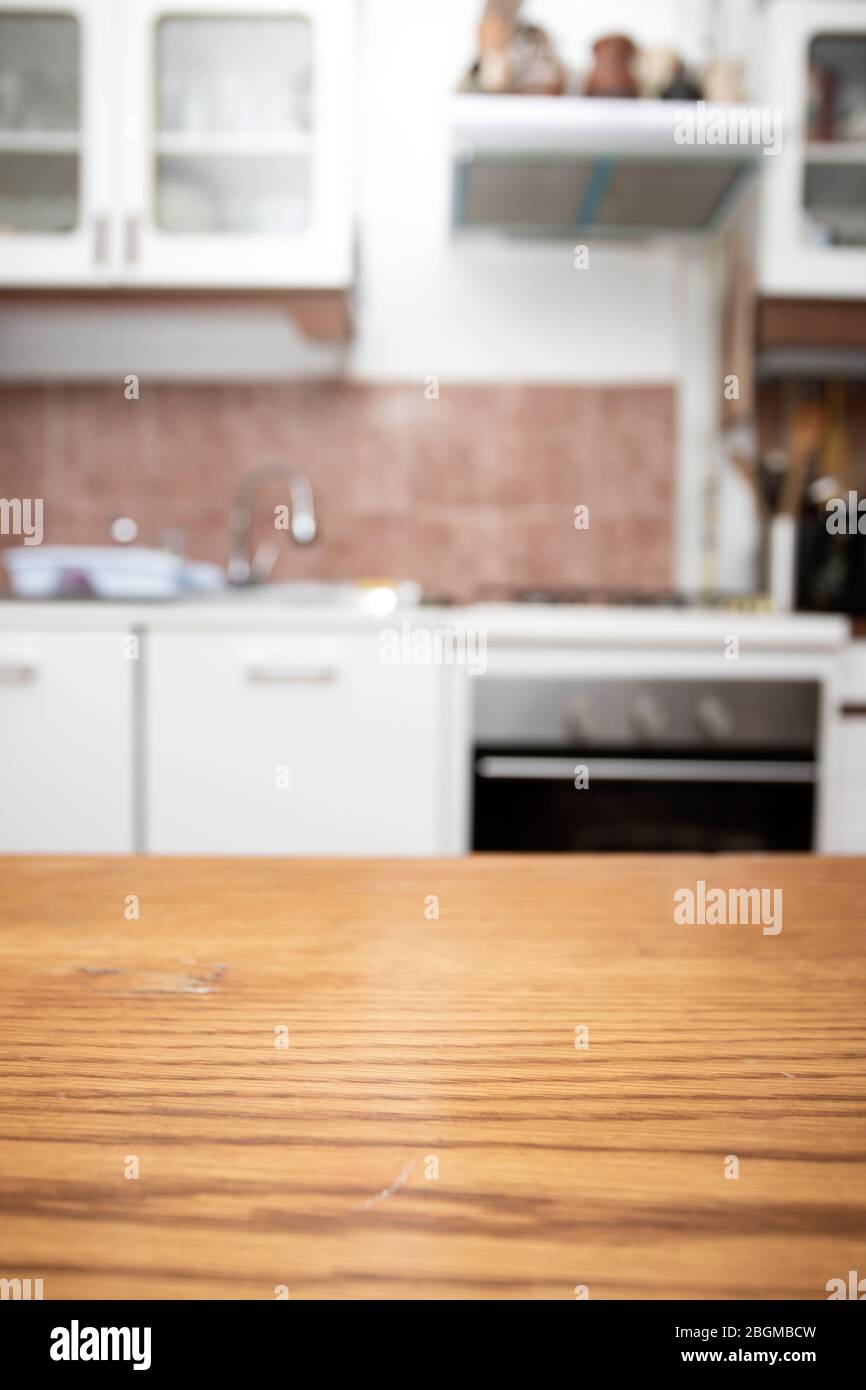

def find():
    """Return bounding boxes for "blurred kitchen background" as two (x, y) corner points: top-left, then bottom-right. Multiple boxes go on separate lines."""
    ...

(0, 0), (865, 859)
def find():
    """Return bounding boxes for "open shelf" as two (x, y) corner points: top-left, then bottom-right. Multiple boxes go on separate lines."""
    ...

(451, 96), (766, 238)
(453, 95), (773, 157)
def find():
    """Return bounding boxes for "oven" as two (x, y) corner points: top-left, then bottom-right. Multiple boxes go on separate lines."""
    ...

(472, 678), (819, 853)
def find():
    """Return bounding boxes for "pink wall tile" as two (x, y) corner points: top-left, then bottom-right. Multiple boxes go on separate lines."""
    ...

(0, 381), (675, 596)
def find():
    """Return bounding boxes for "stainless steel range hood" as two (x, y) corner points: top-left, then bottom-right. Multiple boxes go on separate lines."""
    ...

(452, 96), (766, 239)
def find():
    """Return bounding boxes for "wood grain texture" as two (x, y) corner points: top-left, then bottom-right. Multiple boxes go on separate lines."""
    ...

(0, 854), (864, 1302)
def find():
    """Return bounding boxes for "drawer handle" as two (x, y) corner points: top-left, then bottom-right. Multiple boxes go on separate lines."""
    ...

(245, 665), (338, 685)
(0, 663), (37, 685)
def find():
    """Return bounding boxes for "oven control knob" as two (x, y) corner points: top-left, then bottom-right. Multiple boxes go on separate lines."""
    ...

(564, 694), (596, 741)
(696, 695), (735, 742)
(630, 693), (668, 741)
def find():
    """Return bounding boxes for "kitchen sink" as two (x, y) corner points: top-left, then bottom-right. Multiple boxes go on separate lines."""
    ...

(219, 580), (422, 612)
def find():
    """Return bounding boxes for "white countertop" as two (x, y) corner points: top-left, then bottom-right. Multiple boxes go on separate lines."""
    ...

(0, 597), (852, 652)
(459, 604), (851, 653)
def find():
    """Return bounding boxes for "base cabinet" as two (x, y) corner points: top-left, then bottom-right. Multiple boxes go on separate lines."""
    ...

(0, 630), (134, 852)
(823, 641), (866, 852)
(145, 630), (451, 854)
(833, 725), (866, 851)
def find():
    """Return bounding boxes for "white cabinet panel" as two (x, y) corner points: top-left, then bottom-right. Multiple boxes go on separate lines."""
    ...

(0, 630), (134, 852)
(829, 643), (866, 852)
(841, 719), (866, 772)
(840, 640), (866, 703)
(146, 631), (445, 854)
(826, 716), (866, 853)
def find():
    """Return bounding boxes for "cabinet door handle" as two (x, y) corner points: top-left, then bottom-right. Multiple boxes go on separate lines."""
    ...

(124, 215), (141, 265)
(245, 665), (339, 685)
(92, 215), (110, 264)
(0, 663), (37, 685)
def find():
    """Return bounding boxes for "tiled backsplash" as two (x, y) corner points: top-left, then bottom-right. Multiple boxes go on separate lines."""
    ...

(0, 382), (675, 596)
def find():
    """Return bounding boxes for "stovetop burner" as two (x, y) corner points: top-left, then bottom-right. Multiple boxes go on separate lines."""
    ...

(511, 587), (687, 607)
(469, 585), (772, 610)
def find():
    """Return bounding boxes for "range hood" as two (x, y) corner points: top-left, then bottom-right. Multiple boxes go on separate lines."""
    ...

(452, 96), (765, 239)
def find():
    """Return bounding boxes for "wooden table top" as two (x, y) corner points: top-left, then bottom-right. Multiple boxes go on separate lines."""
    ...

(1, 854), (864, 1301)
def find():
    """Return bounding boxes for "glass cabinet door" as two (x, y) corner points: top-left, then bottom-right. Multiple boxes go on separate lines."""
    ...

(803, 32), (866, 249)
(123, 0), (354, 287)
(153, 14), (313, 236)
(760, 1), (866, 298)
(0, 11), (81, 235)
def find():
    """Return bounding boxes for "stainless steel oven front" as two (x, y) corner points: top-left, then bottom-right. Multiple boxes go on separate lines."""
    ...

(472, 678), (819, 853)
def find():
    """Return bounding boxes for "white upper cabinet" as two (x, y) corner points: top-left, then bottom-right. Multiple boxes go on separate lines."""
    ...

(119, 0), (354, 286)
(0, 0), (355, 287)
(760, 0), (866, 297)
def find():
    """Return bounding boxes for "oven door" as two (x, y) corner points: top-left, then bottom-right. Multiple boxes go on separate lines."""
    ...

(472, 752), (816, 852)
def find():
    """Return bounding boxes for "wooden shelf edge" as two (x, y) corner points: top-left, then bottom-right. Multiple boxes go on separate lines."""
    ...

(758, 296), (866, 351)
(0, 287), (354, 344)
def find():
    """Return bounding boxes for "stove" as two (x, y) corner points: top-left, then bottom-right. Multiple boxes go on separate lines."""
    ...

(472, 674), (819, 853)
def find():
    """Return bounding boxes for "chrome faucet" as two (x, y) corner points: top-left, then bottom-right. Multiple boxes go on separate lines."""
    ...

(228, 462), (317, 585)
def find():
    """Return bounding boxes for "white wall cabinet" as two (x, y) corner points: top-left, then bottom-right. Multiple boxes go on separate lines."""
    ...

(760, 1), (866, 297)
(0, 630), (134, 852)
(145, 631), (454, 855)
(0, 0), (354, 288)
